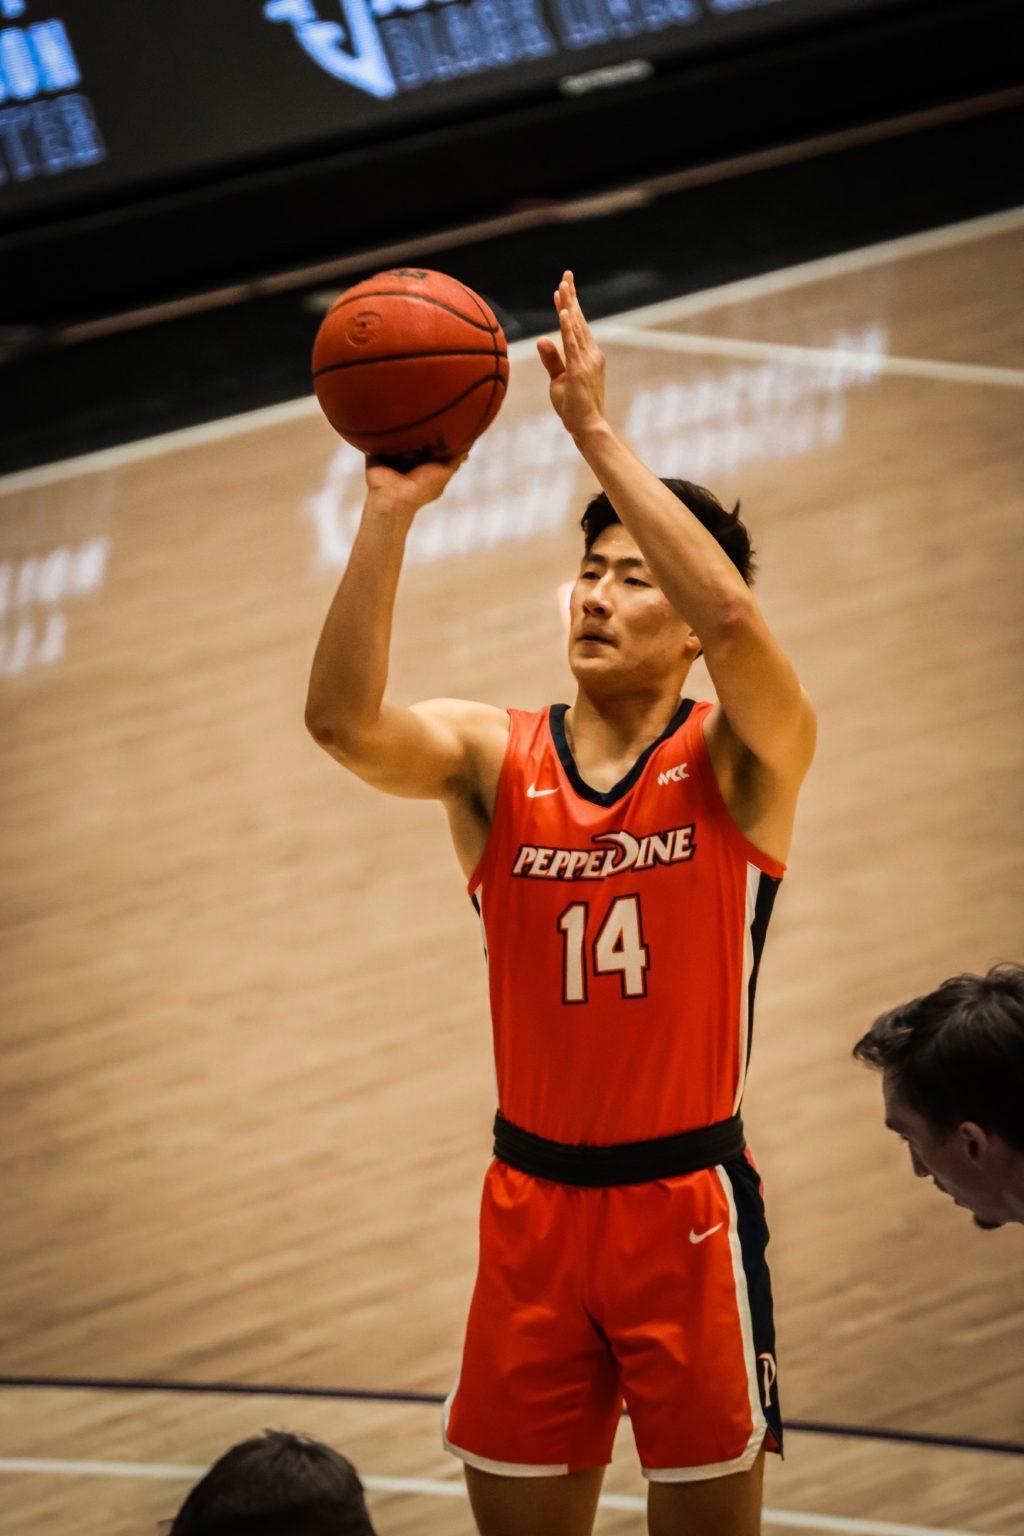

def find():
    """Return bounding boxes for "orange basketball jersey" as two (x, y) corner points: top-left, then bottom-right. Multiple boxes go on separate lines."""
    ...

(468, 699), (785, 1145)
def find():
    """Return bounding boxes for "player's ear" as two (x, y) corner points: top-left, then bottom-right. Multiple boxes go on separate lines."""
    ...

(957, 1122), (989, 1163)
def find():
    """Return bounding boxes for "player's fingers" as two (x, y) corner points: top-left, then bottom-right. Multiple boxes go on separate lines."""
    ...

(536, 335), (565, 379)
(558, 305), (577, 360)
(571, 290), (593, 352)
(411, 457), (464, 495)
(558, 274), (592, 369)
(554, 281), (573, 340)
(563, 271), (591, 352)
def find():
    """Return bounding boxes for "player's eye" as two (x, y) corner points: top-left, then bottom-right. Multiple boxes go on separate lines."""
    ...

(625, 577), (650, 587)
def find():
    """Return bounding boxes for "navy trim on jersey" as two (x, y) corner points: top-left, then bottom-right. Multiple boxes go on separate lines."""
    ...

(722, 1156), (783, 1454)
(745, 873), (781, 1070)
(548, 698), (696, 807)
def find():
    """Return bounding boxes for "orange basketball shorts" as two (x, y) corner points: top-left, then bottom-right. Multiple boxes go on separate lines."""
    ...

(443, 1152), (781, 1482)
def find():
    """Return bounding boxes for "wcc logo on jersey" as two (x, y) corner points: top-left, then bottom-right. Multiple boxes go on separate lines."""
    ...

(513, 824), (696, 882)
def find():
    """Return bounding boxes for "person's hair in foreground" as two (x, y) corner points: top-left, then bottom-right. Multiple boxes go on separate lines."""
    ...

(853, 963), (1024, 1148)
(164, 1430), (377, 1536)
(581, 478), (758, 585)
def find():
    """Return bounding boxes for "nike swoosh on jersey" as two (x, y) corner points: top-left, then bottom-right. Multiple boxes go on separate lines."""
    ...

(689, 1223), (724, 1244)
(526, 783), (559, 798)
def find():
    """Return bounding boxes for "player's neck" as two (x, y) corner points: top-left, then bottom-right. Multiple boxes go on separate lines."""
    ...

(565, 688), (687, 766)
(1002, 1158), (1024, 1225)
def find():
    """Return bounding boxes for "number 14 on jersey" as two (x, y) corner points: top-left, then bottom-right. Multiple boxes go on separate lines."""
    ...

(557, 896), (650, 1003)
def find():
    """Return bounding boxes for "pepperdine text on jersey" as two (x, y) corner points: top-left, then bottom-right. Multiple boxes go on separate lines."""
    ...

(512, 824), (697, 880)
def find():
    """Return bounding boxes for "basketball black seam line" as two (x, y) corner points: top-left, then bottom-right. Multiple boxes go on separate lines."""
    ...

(463, 376), (499, 454)
(456, 282), (503, 453)
(465, 349), (502, 452)
(452, 293), (507, 450)
(338, 371), (506, 438)
(329, 289), (499, 330)
(463, 282), (500, 339)
(313, 347), (507, 379)
(328, 290), (500, 334)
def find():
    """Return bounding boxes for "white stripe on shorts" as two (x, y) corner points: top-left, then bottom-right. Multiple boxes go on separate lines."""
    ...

(643, 1162), (767, 1483)
(441, 1375), (570, 1478)
(732, 863), (763, 1114)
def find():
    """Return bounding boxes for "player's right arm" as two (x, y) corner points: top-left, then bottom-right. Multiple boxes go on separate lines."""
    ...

(304, 457), (504, 802)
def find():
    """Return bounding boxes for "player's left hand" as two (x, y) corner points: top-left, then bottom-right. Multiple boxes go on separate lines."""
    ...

(537, 271), (607, 438)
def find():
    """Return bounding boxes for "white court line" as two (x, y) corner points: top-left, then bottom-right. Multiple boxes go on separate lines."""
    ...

(0, 1457), (1001, 1536)
(0, 394), (326, 496)
(601, 205), (1024, 330)
(2, 204), (1022, 498)
(595, 324), (1024, 390)
(0, 1457), (202, 1480)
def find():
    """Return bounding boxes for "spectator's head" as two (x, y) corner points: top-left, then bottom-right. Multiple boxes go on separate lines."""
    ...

(165, 1431), (377, 1535)
(853, 963), (1024, 1228)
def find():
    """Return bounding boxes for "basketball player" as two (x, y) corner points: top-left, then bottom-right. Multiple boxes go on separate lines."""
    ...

(305, 272), (816, 1535)
(853, 963), (1024, 1230)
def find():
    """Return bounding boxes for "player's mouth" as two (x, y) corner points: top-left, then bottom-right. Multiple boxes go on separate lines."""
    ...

(577, 629), (615, 646)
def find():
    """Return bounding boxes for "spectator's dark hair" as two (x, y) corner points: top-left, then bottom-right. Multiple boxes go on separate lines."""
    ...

(164, 1431), (377, 1536)
(580, 479), (756, 584)
(853, 964), (1024, 1149)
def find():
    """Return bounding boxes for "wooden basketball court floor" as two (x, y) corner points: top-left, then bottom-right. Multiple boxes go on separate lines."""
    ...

(1, 207), (1022, 1536)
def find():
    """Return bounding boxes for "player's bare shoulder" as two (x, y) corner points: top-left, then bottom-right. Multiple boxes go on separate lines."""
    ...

(414, 699), (509, 879)
(702, 700), (814, 866)
(411, 697), (510, 811)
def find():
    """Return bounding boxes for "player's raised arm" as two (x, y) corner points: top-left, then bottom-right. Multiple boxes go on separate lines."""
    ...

(304, 457), (504, 800)
(537, 271), (815, 780)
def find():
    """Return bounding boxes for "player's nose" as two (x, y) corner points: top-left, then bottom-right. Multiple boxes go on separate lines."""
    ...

(582, 584), (612, 614)
(910, 1148), (929, 1178)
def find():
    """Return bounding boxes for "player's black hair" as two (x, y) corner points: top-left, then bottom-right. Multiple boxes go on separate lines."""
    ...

(580, 479), (757, 584)
(163, 1431), (377, 1536)
(853, 964), (1024, 1149)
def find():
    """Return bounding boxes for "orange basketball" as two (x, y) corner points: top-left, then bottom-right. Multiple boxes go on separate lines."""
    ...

(312, 268), (509, 464)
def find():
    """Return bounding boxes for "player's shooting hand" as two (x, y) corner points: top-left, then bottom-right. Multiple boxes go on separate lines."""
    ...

(364, 451), (469, 521)
(536, 271), (606, 438)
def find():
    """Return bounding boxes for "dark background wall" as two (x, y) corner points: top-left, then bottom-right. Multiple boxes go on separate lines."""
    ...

(1, 0), (1021, 325)
(1, 0), (1021, 475)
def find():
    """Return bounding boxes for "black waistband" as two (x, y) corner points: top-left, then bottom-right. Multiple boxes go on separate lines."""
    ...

(492, 1111), (746, 1187)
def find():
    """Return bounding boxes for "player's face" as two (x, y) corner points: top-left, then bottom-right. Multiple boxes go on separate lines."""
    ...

(568, 525), (697, 688)
(882, 1073), (1007, 1227)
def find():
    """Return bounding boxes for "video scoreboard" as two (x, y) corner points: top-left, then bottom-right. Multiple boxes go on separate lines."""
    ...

(0, 0), (898, 219)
